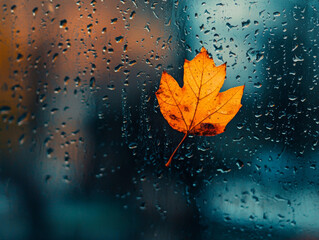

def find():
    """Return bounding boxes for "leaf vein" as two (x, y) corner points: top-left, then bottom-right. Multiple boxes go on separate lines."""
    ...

(190, 87), (242, 131)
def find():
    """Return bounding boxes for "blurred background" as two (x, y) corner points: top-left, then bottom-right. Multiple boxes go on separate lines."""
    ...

(0, 0), (319, 239)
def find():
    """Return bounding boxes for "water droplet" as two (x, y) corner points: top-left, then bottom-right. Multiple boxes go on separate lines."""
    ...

(114, 64), (124, 72)
(0, 106), (11, 114)
(63, 175), (70, 183)
(115, 36), (124, 43)
(11, 5), (16, 13)
(102, 95), (108, 101)
(47, 148), (54, 158)
(60, 19), (67, 28)
(107, 85), (115, 91)
(128, 142), (137, 149)
(242, 19), (250, 28)
(64, 76), (70, 85)
(19, 134), (25, 145)
(140, 202), (146, 210)
(236, 160), (244, 169)
(130, 11), (136, 19)
(128, 60), (136, 66)
(293, 55), (304, 62)
(52, 53), (59, 63)
(90, 77), (95, 89)
(17, 53), (23, 62)
(32, 7), (38, 16)
(17, 112), (28, 126)
(273, 11), (280, 17)
(288, 95), (297, 101)
(50, 108), (59, 115)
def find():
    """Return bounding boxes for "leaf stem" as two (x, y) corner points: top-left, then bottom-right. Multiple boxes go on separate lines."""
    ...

(165, 132), (188, 167)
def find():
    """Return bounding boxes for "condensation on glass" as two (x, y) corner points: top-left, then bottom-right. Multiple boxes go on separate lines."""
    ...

(0, 0), (318, 239)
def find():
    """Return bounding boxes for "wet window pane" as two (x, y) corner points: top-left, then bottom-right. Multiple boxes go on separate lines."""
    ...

(0, 0), (319, 239)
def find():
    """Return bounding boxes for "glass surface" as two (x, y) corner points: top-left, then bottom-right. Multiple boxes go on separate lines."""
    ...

(0, 0), (318, 239)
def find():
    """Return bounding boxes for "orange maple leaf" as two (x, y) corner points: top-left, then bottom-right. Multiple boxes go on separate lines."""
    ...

(155, 47), (244, 167)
